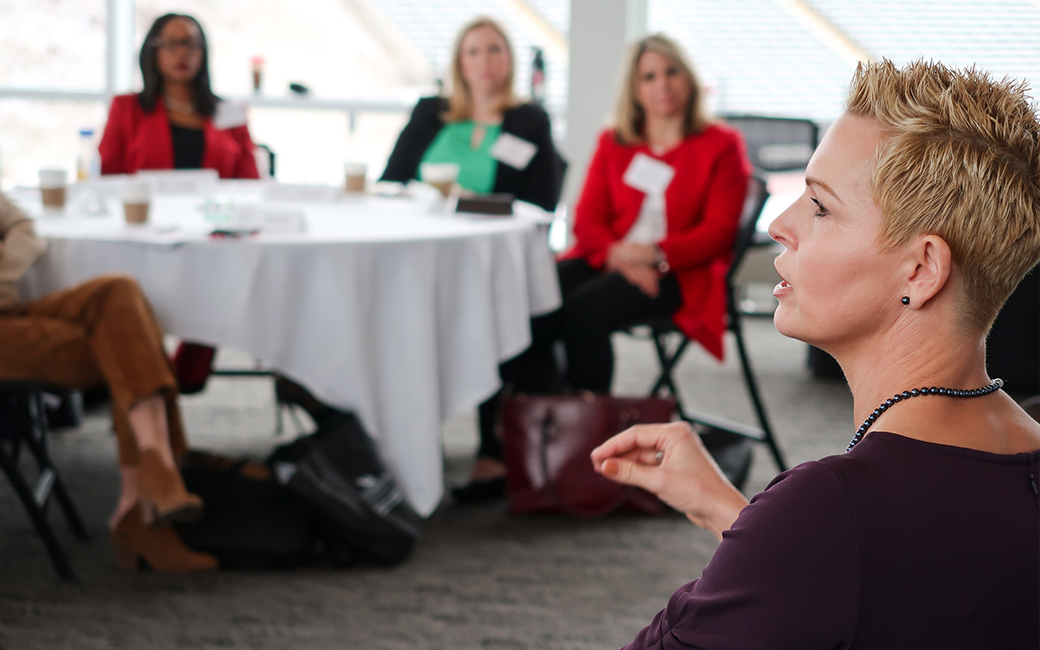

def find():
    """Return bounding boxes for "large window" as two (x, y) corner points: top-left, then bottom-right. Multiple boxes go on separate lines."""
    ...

(0, 99), (107, 188)
(135, 0), (424, 100)
(0, 0), (569, 189)
(0, 0), (106, 91)
(648, 0), (1040, 122)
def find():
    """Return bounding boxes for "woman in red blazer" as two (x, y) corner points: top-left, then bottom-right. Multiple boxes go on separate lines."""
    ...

(100, 13), (260, 393)
(561, 34), (750, 369)
(455, 33), (751, 503)
(99, 13), (259, 179)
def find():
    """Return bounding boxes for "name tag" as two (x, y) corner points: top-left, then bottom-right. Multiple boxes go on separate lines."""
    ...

(490, 132), (538, 170)
(623, 153), (675, 196)
(213, 101), (248, 130)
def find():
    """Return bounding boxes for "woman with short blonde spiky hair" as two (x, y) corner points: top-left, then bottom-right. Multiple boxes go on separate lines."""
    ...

(593, 59), (1040, 648)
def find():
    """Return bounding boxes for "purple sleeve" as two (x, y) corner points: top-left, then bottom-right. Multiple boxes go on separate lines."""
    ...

(623, 461), (861, 650)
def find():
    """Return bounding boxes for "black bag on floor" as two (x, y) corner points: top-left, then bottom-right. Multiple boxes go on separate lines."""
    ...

(175, 451), (317, 569)
(268, 413), (422, 567)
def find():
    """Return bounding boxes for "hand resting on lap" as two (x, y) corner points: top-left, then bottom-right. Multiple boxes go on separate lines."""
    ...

(605, 242), (661, 298)
(616, 264), (660, 298)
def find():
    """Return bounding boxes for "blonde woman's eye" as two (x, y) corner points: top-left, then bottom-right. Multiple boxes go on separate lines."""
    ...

(811, 197), (829, 218)
(642, 72), (655, 82)
(666, 67), (680, 76)
(489, 44), (501, 53)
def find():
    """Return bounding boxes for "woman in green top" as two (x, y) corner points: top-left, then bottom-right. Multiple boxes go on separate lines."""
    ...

(381, 16), (564, 212)
(382, 17), (566, 502)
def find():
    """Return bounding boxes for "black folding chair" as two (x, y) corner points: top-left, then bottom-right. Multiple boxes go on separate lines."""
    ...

(0, 382), (91, 581)
(723, 115), (835, 370)
(721, 114), (819, 173)
(627, 176), (787, 472)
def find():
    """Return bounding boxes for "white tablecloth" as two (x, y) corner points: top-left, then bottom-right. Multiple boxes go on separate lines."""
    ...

(16, 182), (561, 516)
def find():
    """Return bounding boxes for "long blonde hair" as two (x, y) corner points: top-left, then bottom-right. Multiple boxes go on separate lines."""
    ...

(442, 16), (521, 123)
(613, 33), (711, 145)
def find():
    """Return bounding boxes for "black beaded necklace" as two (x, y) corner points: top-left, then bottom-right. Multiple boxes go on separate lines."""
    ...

(846, 378), (1004, 452)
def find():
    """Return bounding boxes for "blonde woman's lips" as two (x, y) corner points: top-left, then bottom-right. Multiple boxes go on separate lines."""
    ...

(773, 280), (793, 297)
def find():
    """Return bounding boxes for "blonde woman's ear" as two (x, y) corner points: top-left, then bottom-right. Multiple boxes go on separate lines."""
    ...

(904, 234), (953, 308)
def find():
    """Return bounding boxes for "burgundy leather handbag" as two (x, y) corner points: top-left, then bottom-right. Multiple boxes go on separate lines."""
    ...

(502, 394), (675, 517)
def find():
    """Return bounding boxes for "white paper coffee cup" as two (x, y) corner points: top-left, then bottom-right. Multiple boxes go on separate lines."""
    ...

(344, 162), (368, 193)
(122, 180), (152, 224)
(39, 169), (68, 209)
(420, 162), (460, 198)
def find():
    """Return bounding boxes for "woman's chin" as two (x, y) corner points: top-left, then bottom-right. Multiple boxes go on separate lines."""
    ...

(771, 306), (801, 341)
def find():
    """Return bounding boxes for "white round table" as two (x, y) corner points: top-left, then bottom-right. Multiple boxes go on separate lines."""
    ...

(15, 181), (561, 516)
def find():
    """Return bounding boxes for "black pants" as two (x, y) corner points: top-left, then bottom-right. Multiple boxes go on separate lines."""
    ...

(477, 258), (682, 461)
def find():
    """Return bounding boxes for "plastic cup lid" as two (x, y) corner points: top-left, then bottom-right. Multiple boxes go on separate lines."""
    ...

(420, 162), (460, 182)
(39, 169), (68, 187)
(122, 180), (152, 202)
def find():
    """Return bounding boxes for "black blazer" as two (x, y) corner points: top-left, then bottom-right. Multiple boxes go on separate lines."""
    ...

(380, 96), (565, 212)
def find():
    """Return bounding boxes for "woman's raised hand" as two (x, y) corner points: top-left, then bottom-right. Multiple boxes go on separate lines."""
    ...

(590, 422), (750, 539)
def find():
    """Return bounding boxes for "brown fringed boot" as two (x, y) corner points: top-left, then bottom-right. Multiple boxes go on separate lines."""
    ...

(110, 504), (218, 572)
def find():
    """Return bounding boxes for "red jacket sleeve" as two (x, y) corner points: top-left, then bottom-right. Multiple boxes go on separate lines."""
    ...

(658, 135), (750, 272)
(99, 95), (133, 175)
(571, 131), (620, 268)
(228, 124), (260, 179)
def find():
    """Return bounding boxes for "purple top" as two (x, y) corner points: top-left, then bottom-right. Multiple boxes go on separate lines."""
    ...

(624, 432), (1040, 649)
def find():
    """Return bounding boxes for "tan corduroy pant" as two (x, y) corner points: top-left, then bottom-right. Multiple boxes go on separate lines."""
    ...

(0, 275), (187, 465)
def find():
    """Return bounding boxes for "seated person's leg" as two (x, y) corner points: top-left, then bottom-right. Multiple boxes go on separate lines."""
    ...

(563, 271), (682, 392)
(4, 275), (215, 571)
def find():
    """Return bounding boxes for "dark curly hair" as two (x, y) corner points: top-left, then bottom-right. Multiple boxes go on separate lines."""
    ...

(137, 13), (218, 118)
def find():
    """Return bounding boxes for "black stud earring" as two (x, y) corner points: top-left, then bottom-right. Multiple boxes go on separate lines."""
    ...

(901, 296), (910, 305)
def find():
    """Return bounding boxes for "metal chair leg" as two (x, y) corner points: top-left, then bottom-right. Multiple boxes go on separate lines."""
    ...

(731, 321), (787, 472)
(22, 393), (90, 541)
(0, 440), (78, 582)
(651, 334), (687, 397)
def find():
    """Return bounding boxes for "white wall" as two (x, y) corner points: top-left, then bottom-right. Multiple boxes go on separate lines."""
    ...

(563, 0), (646, 210)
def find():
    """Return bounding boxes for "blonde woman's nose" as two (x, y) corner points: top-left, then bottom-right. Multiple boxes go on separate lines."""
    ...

(768, 203), (796, 248)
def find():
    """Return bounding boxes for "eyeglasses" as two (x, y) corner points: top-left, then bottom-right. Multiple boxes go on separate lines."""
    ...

(152, 37), (202, 53)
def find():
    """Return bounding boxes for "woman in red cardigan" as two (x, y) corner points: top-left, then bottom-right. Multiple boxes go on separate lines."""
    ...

(100, 13), (260, 393)
(560, 33), (750, 375)
(455, 33), (751, 503)
(99, 13), (259, 179)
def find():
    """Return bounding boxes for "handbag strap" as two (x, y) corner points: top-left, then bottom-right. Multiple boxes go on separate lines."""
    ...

(537, 408), (636, 518)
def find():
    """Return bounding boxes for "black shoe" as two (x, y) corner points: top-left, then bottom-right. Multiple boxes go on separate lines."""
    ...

(451, 477), (506, 504)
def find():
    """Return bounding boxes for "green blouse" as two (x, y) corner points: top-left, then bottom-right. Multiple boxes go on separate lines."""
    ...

(419, 121), (502, 193)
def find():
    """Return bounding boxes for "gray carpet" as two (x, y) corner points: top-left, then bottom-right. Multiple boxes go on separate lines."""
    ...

(0, 317), (857, 649)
